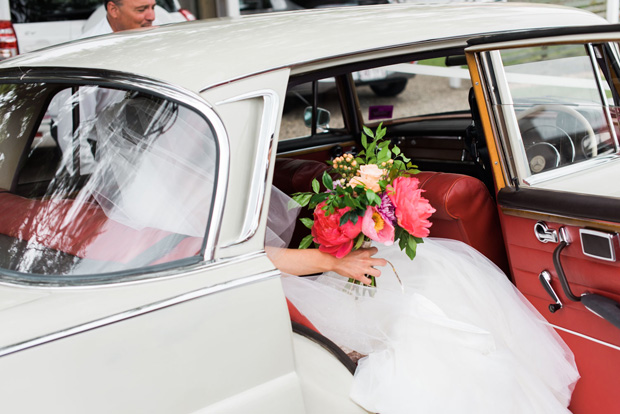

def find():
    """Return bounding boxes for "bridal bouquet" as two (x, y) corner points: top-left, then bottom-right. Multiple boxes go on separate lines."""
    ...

(292, 124), (435, 286)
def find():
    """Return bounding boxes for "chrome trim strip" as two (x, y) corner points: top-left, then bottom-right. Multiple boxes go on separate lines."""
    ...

(0, 68), (231, 286)
(0, 250), (270, 289)
(587, 43), (619, 152)
(216, 90), (279, 246)
(0, 269), (281, 358)
(550, 323), (620, 352)
(522, 154), (619, 186)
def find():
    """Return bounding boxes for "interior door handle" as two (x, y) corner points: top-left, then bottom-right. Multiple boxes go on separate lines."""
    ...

(534, 221), (558, 243)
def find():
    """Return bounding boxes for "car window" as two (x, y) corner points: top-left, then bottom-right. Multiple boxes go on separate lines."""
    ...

(357, 58), (472, 123)
(494, 43), (619, 185)
(282, 79), (345, 139)
(0, 82), (217, 278)
(9, 0), (176, 23)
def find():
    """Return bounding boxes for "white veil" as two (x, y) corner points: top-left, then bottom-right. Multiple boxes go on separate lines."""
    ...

(266, 185), (301, 251)
(78, 94), (217, 237)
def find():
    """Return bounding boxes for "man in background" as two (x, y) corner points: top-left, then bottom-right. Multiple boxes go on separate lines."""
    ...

(51, 0), (158, 173)
(82, 0), (157, 37)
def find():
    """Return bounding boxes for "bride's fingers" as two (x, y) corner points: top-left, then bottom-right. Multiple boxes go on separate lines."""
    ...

(365, 265), (381, 278)
(356, 274), (373, 285)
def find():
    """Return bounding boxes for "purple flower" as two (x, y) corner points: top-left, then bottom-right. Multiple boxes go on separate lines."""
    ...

(378, 193), (397, 225)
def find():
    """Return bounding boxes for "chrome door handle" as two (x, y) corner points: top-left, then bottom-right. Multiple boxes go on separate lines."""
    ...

(534, 221), (558, 243)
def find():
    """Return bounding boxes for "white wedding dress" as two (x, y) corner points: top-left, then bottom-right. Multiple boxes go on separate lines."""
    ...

(268, 187), (579, 414)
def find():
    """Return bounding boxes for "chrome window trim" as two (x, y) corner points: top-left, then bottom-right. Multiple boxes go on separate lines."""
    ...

(487, 50), (533, 181)
(0, 269), (281, 358)
(522, 154), (619, 186)
(475, 51), (515, 187)
(217, 90), (279, 246)
(586, 43), (620, 151)
(0, 67), (230, 286)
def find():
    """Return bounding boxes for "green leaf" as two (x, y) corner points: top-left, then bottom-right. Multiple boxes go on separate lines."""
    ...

(340, 211), (360, 226)
(292, 193), (312, 207)
(361, 133), (368, 150)
(311, 178), (320, 194)
(299, 234), (314, 249)
(363, 125), (375, 138)
(322, 171), (333, 190)
(309, 193), (328, 207)
(392, 146), (401, 156)
(377, 146), (390, 164)
(299, 217), (314, 229)
(365, 189), (381, 205)
(343, 195), (356, 209)
(405, 244), (417, 260)
(375, 122), (386, 140)
(353, 233), (366, 250)
(398, 234), (407, 251)
(367, 138), (377, 151)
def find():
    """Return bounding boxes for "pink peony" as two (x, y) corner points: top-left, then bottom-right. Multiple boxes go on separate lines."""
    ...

(362, 206), (395, 245)
(312, 201), (363, 258)
(388, 176), (435, 238)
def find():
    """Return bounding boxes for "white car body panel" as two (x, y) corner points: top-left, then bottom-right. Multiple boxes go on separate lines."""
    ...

(1, 3), (606, 94)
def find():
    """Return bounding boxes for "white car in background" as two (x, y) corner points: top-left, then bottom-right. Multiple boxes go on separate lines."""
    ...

(0, 0), (193, 58)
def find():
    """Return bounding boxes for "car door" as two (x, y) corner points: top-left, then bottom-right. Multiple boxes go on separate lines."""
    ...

(467, 28), (620, 413)
(0, 70), (313, 413)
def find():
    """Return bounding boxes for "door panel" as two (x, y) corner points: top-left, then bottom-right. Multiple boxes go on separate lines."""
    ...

(471, 34), (620, 413)
(497, 206), (620, 413)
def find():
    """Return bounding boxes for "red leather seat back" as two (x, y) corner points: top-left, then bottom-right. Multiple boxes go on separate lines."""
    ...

(416, 171), (509, 275)
(274, 158), (509, 275)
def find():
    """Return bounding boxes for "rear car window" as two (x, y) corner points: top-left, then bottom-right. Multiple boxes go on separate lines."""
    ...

(9, 0), (176, 23)
(0, 80), (218, 279)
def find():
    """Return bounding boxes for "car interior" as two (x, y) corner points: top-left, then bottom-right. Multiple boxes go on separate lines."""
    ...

(271, 44), (620, 378)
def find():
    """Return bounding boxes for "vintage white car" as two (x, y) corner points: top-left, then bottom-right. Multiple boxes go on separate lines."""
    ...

(0, 2), (618, 413)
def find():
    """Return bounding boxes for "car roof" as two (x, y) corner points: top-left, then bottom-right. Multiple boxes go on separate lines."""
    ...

(0, 2), (608, 93)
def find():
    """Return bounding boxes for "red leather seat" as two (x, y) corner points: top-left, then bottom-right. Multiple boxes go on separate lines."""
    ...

(416, 171), (509, 275)
(0, 192), (201, 265)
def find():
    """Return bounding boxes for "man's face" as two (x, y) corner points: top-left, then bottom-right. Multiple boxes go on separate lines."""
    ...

(107, 0), (156, 32)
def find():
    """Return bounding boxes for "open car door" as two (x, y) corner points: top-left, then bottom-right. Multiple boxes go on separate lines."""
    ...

(467, 26), (620, 413)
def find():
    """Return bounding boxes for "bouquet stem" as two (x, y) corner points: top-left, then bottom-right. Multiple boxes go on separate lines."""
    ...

(348, 240), (376, 287)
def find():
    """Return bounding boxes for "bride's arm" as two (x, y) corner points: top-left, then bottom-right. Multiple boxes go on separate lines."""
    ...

(267, 246), (387, 285)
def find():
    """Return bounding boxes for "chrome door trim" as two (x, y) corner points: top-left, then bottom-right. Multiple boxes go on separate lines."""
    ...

(217, 90), (280, 246)
(552, 323), (620, 352)
(586, 43), (619, 151)
(0, 269), (281, 358)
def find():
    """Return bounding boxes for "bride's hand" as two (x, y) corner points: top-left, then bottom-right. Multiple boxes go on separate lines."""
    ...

(334, 247), (387, 285)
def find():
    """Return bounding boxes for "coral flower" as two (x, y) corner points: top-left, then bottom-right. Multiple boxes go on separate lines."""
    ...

(348, 164), (386, 193)
(362, 206), (395, 245)
(388, 176), (436, 238)
(312, 201), (363, 258)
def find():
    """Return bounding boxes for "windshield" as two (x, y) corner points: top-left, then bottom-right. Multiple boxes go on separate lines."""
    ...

(0, 81), (217, 279)
(489, 42), (620, 185)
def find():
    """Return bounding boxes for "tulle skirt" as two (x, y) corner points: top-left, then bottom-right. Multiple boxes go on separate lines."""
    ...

(282, 238), (579, 414)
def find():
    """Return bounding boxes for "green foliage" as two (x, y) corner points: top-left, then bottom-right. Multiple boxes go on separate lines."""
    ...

(299, 234), (314, 249)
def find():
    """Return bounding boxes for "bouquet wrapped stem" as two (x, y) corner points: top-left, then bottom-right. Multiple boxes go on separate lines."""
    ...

(348, 239), (377, 287)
